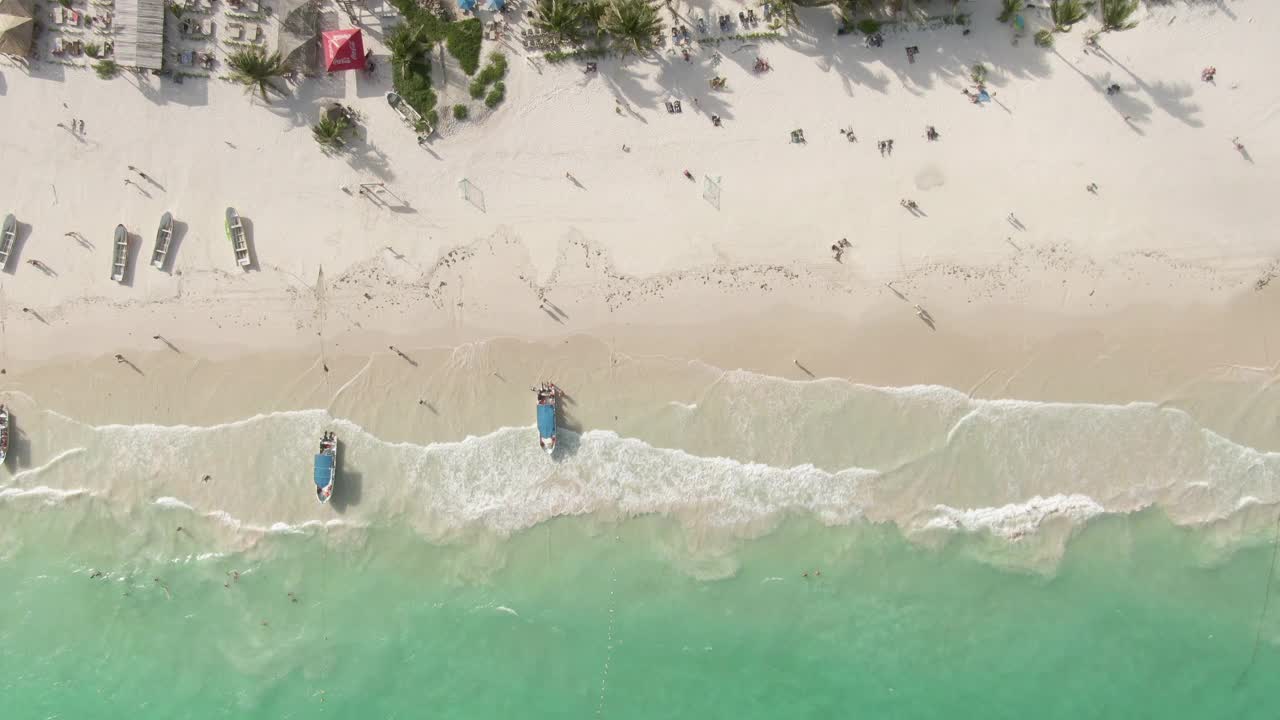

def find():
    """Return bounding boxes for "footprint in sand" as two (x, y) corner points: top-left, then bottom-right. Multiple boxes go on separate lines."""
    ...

(914, 165), (946, 191)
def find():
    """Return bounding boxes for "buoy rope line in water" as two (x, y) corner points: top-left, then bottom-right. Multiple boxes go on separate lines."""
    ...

(1236, 507), (1280, 688)
(595, 546), (620, 718)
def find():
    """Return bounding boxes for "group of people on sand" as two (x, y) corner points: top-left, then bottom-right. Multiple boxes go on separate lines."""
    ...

(830, 237), (851, 262)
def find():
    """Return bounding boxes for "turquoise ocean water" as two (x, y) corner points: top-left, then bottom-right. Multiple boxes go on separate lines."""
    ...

(3, 373), (1280, 718)
(3, 509), (1279, 719)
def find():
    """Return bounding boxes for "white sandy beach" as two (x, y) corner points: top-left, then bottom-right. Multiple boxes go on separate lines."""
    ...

(1, 0), (1279, 552)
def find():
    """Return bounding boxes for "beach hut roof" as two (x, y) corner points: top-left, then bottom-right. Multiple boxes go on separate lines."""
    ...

(112, 0), (165, 70)
(0, 0), (34, 58)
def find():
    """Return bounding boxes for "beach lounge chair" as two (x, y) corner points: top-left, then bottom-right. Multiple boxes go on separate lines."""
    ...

(252, 25), (264, 43)
(226, 22), (244, 40)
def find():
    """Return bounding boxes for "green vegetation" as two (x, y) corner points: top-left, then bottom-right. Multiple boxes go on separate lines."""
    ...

(484, 81), (506, 109)
(476, 51), (507, 85)
(997, 0), (1022, 23)
(446, 18), (483, 75)
(85, 41), (101, 58)
(468, 52), (508, 107)
(600, 0), (663, 56)
(533, 0), (585, 43)
(453, 104), (469, 120)
(311, 115), (351, 149)
(768, 0), (798, 27)
(384, 0), (447, 119)
(1050, 0), (1085, 31)
(855, 18), (880, 35)
(226, 48), (290, 101)
(970, 62), (988, 85)
(1100, 0), (1139, 31)
(93, 59), (119, 79)
(1034, 28), (1054, 47)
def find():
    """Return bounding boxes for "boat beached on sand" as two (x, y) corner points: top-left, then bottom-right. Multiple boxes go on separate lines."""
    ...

(225, 207), (250, 268)
(0, 214), (16, 271)
(534, 382), (559, 455)
(110, 224), (128, 282)
(152, 212), (173, 269)
(314, 431), (337, 503)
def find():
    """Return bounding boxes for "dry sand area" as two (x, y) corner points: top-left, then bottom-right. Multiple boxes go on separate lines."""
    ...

(0, 0), (1277, 440)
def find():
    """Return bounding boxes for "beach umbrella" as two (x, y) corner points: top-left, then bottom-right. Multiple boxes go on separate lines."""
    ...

(485, 0), (504, 10)
(321, 27), (366, 72)
(457, 0), (476, 11)
(1012, 14), (1026, 33)
(0, 0), (34, 58)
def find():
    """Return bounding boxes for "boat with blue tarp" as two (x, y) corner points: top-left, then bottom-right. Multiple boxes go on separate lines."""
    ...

(314, 431), (336, 503)
(534, 382), (559, 455)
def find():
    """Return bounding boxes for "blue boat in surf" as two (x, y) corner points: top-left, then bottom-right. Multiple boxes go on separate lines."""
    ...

(534, 382), (559, 455)
(314, 431), (337, 503)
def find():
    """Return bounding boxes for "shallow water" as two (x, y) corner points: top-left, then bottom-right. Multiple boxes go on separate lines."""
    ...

(3, 371), (1280, 717)
(2, 508), (1278, 719)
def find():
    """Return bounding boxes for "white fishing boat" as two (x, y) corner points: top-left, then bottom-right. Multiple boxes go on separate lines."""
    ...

(386, 91), (432, 135)
(110, 224), (128, 282)
(225, 207), (250, 267)
(314, 431), (337, 503)
(0, 405), (9, 464)
(534, 382), (559, 455)
(151, 212), (173, 269)
(0, 214), (15, 271)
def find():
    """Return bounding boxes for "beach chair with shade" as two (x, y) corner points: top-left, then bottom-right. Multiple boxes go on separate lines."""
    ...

(0, 214), (16, 271)
(152, 212), (173, 270)
(110, 225), (128, 282)
(225, 208), (251, 267)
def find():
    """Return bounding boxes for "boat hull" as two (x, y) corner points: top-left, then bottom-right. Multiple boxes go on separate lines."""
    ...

(315, 433), (337, 504)
(0, 407), (9, 464)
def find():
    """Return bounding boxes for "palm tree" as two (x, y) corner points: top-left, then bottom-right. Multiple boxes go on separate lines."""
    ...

(533, 0), (585, 43)
(771, 0), (799, 27)
(600, 0), (662, 57)
(1049, 0), (1085, 31)
(1100, 0), (1139, 31)
(386, 23), (431, 79)
(997, 0), (1022, 24)
(311, 115), (351, 149)
(227, 48), (291, 101)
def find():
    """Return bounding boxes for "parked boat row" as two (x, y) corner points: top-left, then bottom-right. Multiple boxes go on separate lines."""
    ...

(0, 209), (254, 281)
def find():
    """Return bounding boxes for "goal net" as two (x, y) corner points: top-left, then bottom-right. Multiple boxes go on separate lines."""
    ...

(458, 178), (485, 212)
(702, 175), (721, 210)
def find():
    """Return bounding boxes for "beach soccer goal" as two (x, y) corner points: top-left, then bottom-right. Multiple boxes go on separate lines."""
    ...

(457, 178), (486, 212)
(702, 175), (721, 210)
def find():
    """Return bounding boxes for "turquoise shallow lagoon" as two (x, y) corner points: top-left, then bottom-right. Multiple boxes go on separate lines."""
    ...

(3, 508), (1278, 720)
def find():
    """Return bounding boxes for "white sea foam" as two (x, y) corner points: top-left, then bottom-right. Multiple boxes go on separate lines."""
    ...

(0, 485), (91, 503)
(154, 497), (195, 511)
(11, 447), (88, 482)
(495, 606), (519, 617)
(22, 370), (1280, 553)
(919, 495), (1107, 539)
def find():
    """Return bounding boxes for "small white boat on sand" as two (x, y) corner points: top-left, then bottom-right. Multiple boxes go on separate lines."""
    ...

(0, 214), (15, 271)
(225, 207), (250, 268)
(111, 224), (128, 282)
(152, 212), (173, 269)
